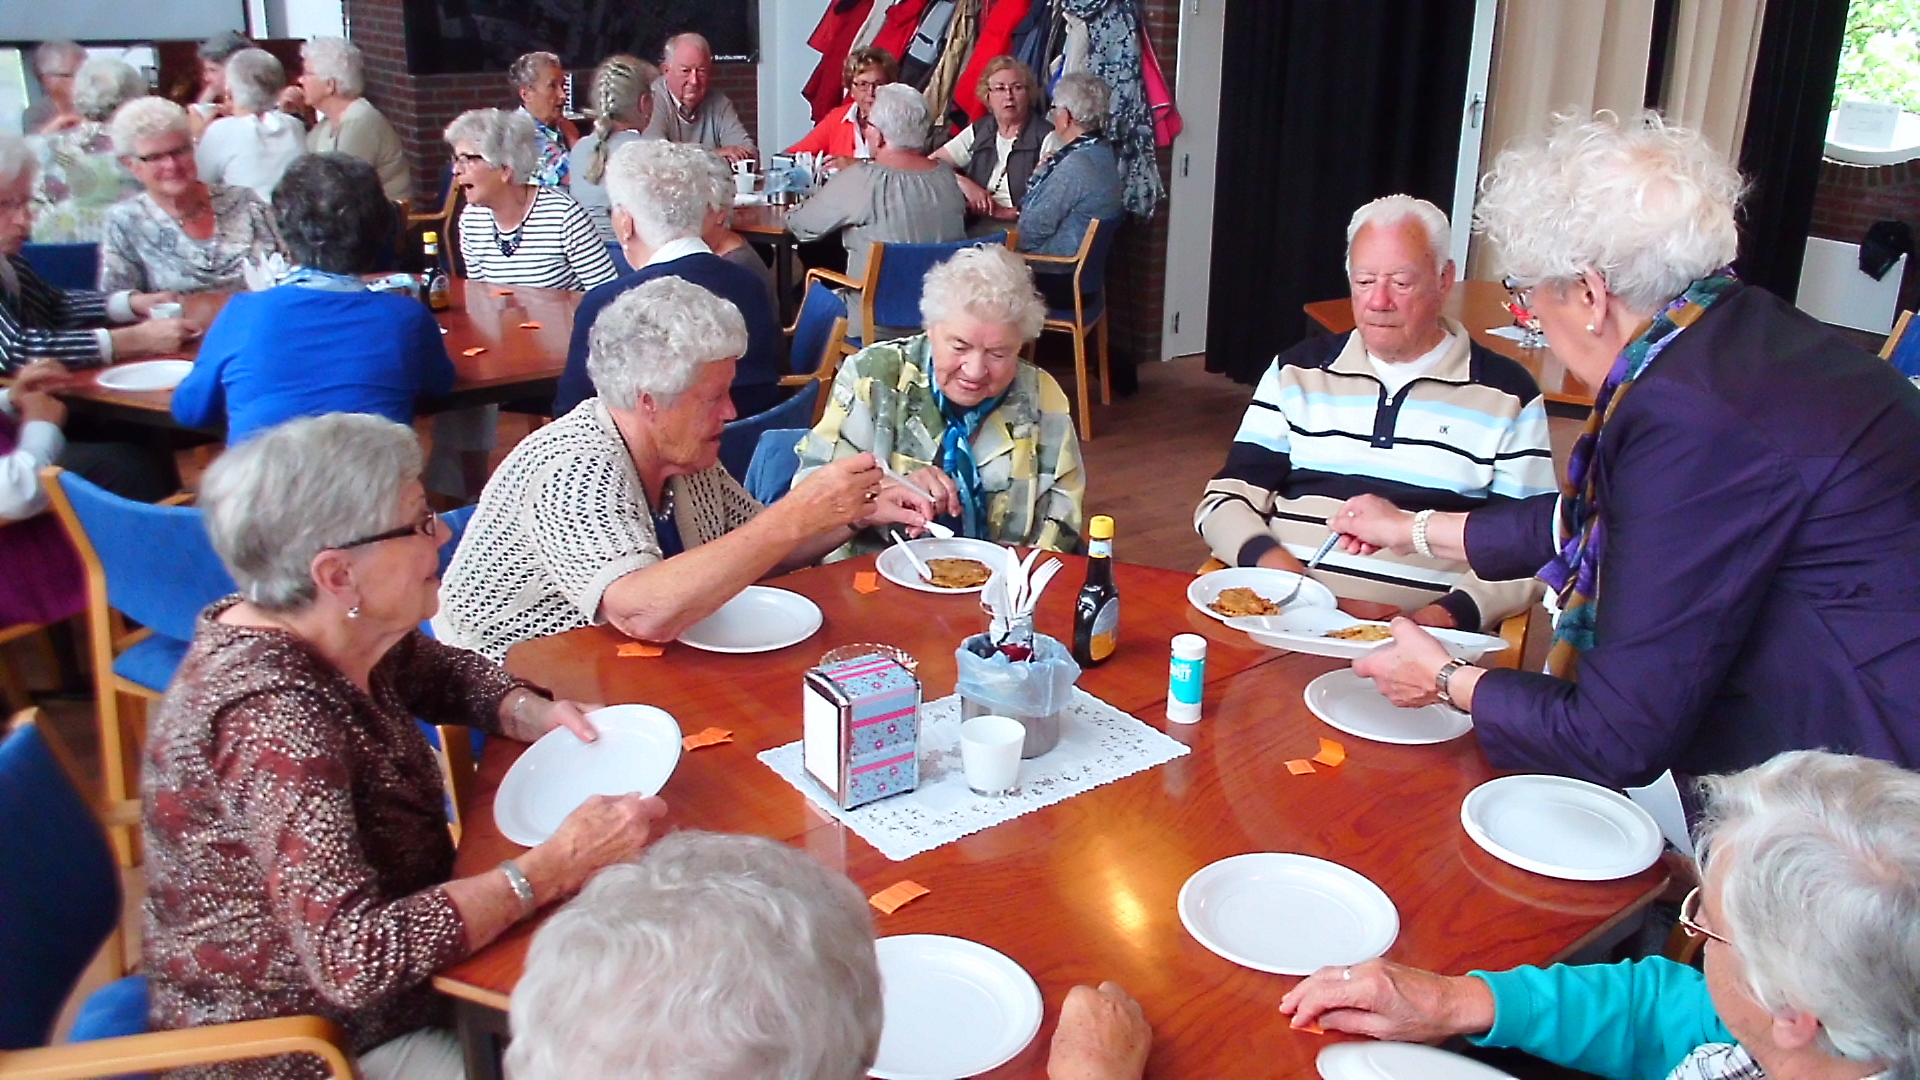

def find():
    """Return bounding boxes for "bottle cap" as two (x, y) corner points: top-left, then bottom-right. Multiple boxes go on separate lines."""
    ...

(422, 231), (439, 243)
(1171, 633), (1207, 660)
(1088, 515), (1114, 540)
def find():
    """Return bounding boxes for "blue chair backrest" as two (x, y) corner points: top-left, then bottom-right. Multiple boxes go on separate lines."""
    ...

(607, 241), (633, 276)
(719, 384), (820, 482)
(0, 722), (121, 1050)
(789, 281), (848, 376)
(436, 503), (477, 580)
(1891, 318), (1920, 378)
(19, 243), (100, 291)
(1078, 216), (1125, 297)
(869, 233), (1009, 330)
(53, 472), (236, 642)
(744, 428), (811, 504)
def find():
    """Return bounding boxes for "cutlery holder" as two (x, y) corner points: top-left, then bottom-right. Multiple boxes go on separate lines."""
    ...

(955, 633), (1080, 758)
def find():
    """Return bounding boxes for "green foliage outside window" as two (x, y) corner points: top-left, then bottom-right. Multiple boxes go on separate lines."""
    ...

(1834, 0), (1920, 113)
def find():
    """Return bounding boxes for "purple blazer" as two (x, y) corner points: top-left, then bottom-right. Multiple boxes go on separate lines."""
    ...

(1465, 284), (1920, 789)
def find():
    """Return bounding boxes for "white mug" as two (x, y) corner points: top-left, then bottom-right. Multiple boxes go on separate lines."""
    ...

(959, 715), (1025, 797)
(733, 172), (755, 196)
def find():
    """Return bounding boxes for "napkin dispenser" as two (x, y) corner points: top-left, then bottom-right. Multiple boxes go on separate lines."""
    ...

(803, 652), (921, 809)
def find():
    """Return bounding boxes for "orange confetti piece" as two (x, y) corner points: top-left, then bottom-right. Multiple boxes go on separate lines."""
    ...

(1286, 759), (1317, 776)
(868, 880), (930, 914)
(518, 321), (543, 329)
(853, 570), (880, 594)
(461, 346), (487, 356)
(491, 289), (513, 296)
(615, 642), (664, 657)
(1311, 738), (1347, 768)
(1300, 1022), (1326, 1035)
(682, 727), (733, 751)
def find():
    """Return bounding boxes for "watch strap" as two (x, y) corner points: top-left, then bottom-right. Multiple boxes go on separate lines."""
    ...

(1435, 657), (1470, 710)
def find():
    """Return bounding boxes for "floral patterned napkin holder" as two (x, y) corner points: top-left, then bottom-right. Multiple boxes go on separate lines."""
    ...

(802, 652), (921, 810)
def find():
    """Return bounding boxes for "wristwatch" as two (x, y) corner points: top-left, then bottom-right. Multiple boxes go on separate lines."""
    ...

(1434, 658), (1471, 710)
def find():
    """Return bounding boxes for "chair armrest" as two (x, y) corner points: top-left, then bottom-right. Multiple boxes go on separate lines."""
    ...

(1488, 608), (1534, 670)
(157, 492), (194, 507)
(1019, 253), (1079, 267)
(778, 374), (815, 387)
(803, 267), (861, 290)
(0, 1016), (358, 1080)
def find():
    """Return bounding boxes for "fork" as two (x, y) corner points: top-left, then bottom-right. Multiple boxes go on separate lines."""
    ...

(1274, 533), (1341, 608)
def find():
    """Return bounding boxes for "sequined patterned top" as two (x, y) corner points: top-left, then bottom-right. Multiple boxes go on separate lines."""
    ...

(142, 597), (526, 1079)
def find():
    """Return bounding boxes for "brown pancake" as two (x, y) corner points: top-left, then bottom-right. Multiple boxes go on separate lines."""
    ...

(926, 557), (992, 590)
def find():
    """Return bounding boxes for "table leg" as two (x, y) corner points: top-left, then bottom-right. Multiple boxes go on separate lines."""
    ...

(452, 998), (511, 1080)
(775, 235), (797, 326)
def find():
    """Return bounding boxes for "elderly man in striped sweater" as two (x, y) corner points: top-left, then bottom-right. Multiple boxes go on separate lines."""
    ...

(1196, 196), (1552, 633)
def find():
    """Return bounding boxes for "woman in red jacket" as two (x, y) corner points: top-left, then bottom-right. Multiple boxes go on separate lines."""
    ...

(786, 47), (897, 168)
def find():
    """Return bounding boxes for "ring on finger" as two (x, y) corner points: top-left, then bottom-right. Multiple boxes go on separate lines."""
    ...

(864, 490), (878, 502)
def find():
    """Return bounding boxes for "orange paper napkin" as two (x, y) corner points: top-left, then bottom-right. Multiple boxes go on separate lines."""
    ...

(491, 289), (513, 296)
(615, 642), (664, 657)
(869, 880), (930, 914)
(853, 571), (880, 594)
(1311, 738), (1347, 768)
(682, 727), (733, 751)
(460, 346), (487, 356)
(1285, 759), (1316, 776)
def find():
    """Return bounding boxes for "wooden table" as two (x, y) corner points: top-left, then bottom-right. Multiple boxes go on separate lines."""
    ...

(1305, 280), (1591, 410)
(433, 555), (1665, 1078)
(55, 278), (580, 432)
(732, 202), (797, 324)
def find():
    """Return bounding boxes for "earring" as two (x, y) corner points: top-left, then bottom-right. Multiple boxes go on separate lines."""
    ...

(1586, 323), (1597, 334)
(347, 605), (361, 619)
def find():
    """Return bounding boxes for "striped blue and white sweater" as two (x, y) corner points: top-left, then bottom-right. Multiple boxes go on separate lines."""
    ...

(1195, 320), (1554, 630)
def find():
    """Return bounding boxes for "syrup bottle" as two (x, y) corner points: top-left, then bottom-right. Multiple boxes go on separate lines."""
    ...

(1072, 515), (1120, 666)
(422, 231), (452, 312)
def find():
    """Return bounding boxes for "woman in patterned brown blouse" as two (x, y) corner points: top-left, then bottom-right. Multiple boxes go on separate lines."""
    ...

(141, 413), (667, 1080)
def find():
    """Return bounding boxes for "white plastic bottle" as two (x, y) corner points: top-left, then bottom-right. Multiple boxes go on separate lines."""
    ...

(1167, 633), (1207, 724)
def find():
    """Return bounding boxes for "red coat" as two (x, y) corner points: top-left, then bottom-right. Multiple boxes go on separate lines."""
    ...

(871, 0), (934, 61)
(949, 0), (1035, 123)
(804, 0), (876, 122)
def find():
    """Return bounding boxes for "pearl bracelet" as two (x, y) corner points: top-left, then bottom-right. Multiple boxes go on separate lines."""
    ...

(1411, 508), (1436, 558)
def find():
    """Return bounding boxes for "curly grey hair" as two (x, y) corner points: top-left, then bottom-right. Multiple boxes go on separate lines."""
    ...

(71, 58), (146, 124)
(31, 41), (85, 80)
(920, 243), (1047, 341)
(1474, 110), (1745, 314)
(604, 139), (711, 248)
(201, 414), (424, 612)
(867, 83), (931, 153)
(508, 51), (562, 91)
(197, 30), (254, 67)
(108, 96), (190, 157)
(301, 36), (364, 98)
(1694, 751), (1920, 1077)
(1051, 72), (1109, 134)
(444, 108), (539, 184)
(588, 277), (750, 410)
(1346, 194), (1452, 275)
(506, 832), (882, 1080)
(224, 48), (286, 114)
(0, 134), (39, 189)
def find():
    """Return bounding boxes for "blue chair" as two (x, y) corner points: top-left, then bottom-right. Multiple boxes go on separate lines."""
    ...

(42, 469), (235, 866)
(1884, 309), (1920, 378)
(786, 278), (852, 378)
(1024, 216), (1123, 440)
(435, 503), (477, 580)
(0, 713), (358, 1075)
(810, 232), (1013, 346)
(607, 240), (633, 276)
(19, 242), (100, 291)
(719, 382), (823, 483)
(422, 502), (484, 839)
(743, 428), (811, 504)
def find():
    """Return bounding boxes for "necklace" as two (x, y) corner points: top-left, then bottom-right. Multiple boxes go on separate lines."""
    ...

(492, 191), (534, 257)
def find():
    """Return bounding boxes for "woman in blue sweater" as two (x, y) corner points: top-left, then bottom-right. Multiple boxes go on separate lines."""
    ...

(1280, 751), (1919, 1080)
(172, 153), (452, 440)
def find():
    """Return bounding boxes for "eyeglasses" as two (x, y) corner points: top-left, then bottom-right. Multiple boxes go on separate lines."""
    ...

(850, 77), (885, 91)
(986, 83), (1027, 96)
(1502, 275), (1534, 312)
(451, 152), (494, 171)
(1677, 886), (1732, 947)
(336, 509), (441, 551)
(134, 144), (195, 166)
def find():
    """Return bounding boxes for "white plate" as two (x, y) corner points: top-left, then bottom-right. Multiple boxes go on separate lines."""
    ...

(95, 360), (192, 392)
(676, 585), (823, 653)
(1319, 1042), (1518, 1080)
(1177, 853), (1398, 976)
(1461, 774), (1664, 881)
(876, 537), (1006, 594)
(870, 935), (1043, 1080)
(1187, 567), (1337, 622)
(493, 704), (681, 846)
(1303, 669), (1474, 746)
(1231, 608), (1508, 662)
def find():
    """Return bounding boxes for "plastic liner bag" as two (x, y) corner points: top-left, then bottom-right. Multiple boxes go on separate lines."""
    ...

(954, 632), (1081, 757)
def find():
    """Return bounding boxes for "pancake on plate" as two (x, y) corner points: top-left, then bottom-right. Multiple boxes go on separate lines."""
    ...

(926, 557), (992, 590)
(1208, 586), (1280, 617)
(1324, 624), (1393, 641)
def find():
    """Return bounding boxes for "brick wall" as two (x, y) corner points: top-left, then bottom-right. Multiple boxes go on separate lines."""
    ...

(1808, 157), (1920, 313)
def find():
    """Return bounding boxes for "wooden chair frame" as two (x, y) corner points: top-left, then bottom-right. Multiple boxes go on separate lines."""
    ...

(806, 233), (1019, 356)
(1021, 219), (1111, 442)
(777, 315), (852, 427)
(406, 176), (463, 278)
(1880, 309), (1912, 360)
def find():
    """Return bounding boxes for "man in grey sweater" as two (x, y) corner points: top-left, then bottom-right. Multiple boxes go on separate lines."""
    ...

(643, 33), (756, 164)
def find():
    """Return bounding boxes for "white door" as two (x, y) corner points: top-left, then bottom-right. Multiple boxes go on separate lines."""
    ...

(758, 0), (834, 158)
(1158, 0), (1227, 360)
(1447, 0), (1500, 270)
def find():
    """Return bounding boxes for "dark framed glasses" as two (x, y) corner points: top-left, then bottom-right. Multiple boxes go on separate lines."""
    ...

(336, 510), (440, 551)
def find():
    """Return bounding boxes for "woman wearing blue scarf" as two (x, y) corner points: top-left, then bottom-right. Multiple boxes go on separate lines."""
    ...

(1332, 112), (1920, 795)
(795, 243), (1085, 555)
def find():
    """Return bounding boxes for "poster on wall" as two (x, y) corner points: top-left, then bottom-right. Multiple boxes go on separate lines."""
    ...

(401, 0), (758, 75)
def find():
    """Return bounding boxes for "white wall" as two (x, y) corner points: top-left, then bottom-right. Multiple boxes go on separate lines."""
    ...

(757, 0), (831, 159)
(247, 0), (344, 41)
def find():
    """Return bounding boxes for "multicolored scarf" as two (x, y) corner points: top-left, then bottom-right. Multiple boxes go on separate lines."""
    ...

(930, 383), (1006, 539)
(1540, 272), (1739, 678)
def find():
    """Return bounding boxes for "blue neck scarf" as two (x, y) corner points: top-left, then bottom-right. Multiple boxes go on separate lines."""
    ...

(930, 382), (1005, 539)
(280, 266), (367, 292)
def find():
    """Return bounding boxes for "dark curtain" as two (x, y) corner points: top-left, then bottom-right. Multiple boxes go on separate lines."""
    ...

(1733, 0), (1849, 301)
(1204, 0), (1477, 384)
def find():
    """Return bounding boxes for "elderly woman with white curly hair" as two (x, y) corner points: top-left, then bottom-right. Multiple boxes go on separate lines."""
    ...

(1334, 111), (1920, 793)
(195, 48), (306, 200)
(439, 276), (932, 662)
(28, 57), (144, 243)
(1282, 749), (1920, 1080)
(144, 412), (668, 1080)
(447, 107), (616, 291)
(508, 831), (1154, 1080)
(295, 36), (410, 201)
(796, 243), (1083, 553)
(99, 96), (282, 294)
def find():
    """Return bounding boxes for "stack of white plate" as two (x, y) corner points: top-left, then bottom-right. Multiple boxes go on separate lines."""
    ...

(1303, 669), (1474, 745)
(1461, 774), (1664, 880)
(870, 935), (1043, 1080)
(1177, 853), (1398, 975)
(1318, 1042), (1518, 1079)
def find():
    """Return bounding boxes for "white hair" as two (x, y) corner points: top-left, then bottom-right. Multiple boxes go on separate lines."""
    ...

(0, 134), (38, 189)
(604, 139), (710, 248)
(108, 96), (189, 157)
(1346, 195), (1451, 275)
(1475, 110), (1745, 314)
(1695, 751), (1920, 1077)
(506, 832), (882, 1080)
(301, 36), (364, 98)
(32, 41), (85, 79)
(868, 83), (931, 152)
(444, 108), (539, 184)
(693, 147), (733, 214)
(201, 414), (423, 612)
(1051, 72), (1109, 134)
(587, 277), (750, 410)
(71, 59), (146, 123)
(224, 48), (286, 114)
(920, 243), (1046, 340)
(662, 32), (713, 64)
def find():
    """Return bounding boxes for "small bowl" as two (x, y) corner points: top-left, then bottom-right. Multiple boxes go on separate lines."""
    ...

(817, 643), (918, 673)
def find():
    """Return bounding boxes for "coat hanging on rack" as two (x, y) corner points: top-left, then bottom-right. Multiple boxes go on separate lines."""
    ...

(804, 0), (878, 122)
(1060, 0), (1162, 218)
(901, 0), (958, 86)
(923, 0), (983, 134)
(949, 0), (1038, 124)
(873, 0), (935, 58)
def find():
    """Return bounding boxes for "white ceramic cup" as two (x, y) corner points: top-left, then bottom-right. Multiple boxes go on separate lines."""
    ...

(960, 714), (1025, 797)
(149, 302), (183, 320)
(733, 171), (755, 196)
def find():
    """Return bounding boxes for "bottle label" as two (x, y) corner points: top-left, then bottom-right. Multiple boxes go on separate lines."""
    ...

(1169, 653), (1204, 705)
(1088, 598), (1118, 661)
(1089, 538), (1112, 558)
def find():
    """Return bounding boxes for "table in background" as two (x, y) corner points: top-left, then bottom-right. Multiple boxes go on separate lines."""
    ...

(433, 555), (1664, 1079)
(53, 278), (580, 432)
(732, 202), (798, 324)
(1305, 279), (1591, 410)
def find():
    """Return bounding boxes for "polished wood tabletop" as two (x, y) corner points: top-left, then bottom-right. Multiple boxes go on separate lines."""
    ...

(729, 201), (793, 238)
(55, 278), (580, 427)
(1305, 279), (1591, 408)
(435, 554), (1665, 1077)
